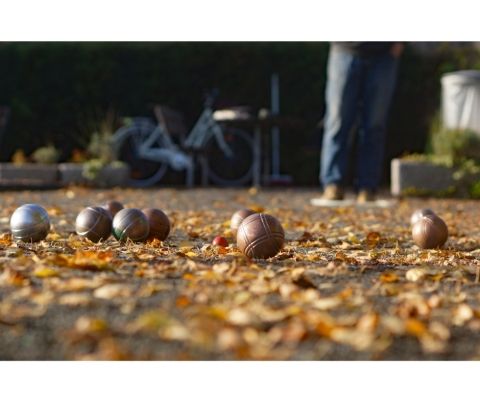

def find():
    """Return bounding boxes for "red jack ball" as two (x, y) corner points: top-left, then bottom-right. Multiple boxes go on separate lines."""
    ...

(212, 236), (228, 247)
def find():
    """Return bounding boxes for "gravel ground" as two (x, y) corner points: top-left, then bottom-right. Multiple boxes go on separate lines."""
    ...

(1, 187), (480, 360)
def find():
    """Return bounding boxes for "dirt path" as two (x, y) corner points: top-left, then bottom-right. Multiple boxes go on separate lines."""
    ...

(1, 187), (480, 360)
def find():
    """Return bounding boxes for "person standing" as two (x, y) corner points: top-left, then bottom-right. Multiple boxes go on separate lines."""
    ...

(320, 42), (403, 202)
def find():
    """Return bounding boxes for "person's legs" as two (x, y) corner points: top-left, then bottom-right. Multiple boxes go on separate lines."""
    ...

(355, 54), (398, 192)
(320, 47), (362, 190)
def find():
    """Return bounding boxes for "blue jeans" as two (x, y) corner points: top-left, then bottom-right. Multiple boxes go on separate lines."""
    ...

(320, 46), (398, 191)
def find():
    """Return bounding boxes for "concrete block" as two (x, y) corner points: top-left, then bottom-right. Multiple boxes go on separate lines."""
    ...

(391, 158), (455, 196)
(0, 163), (58, 183)
(58, 163), (130, 188)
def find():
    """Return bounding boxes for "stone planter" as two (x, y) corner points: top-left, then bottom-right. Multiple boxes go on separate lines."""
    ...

(58, 163), (130, 188)
(391, 158), (456, 196)
(0, 163), (58, 185)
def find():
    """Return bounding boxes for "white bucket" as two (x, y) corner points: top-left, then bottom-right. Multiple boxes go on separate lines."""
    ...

(441, 70), (480, 134)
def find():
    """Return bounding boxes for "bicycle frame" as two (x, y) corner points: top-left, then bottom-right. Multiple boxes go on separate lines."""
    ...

(183, 107), (234, 158)
(138, 126), (188, 168)
(113, 104), (236, 174)
(113, 118), (192, 170)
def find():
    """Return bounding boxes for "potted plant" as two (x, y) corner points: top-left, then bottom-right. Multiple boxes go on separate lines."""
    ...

(58, 110), (130, 188)
(391, 114), (480, 197)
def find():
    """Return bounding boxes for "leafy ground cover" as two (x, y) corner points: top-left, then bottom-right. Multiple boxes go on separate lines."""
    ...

(1, 188), (480, 360)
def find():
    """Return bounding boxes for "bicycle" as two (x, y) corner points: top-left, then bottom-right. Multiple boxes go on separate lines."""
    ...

(112, 93), (255, 187)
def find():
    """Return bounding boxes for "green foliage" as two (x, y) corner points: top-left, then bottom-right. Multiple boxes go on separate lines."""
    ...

(400, 152), (453, 168)
(469, 181), (480, 198)
(428, 113), (480, 166)
(31, 144), (59, 164)
(82, 158), (127, 182)
(423, 109), (480, 198)
(451, 158), (480, 198)
(401, 186), (456, 198)
(86, 109), (118, 164)
(82, 158), (105, 181)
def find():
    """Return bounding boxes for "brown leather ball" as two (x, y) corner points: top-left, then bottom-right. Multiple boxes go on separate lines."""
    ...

(142, 208), (170, 241)
(230, 208), (255, 235)
(412, 214), (448, 249)
(112, 208), (149, 243)
(75, 206), (112, 243)
(410, 208), (436, 226)
(102, 200), (124, 218)
(237, 213), (284, 259)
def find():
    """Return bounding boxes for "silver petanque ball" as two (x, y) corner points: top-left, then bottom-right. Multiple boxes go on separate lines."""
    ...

(10, 203), (50, 242)
(112, 208), (149, 243)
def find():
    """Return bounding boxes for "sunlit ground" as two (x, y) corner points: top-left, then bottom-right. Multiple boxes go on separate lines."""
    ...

(1, 187), (480, 360)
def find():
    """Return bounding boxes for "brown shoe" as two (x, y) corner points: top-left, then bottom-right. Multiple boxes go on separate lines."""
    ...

(357, 189), (375, 203)
(322, 184), (344, 201)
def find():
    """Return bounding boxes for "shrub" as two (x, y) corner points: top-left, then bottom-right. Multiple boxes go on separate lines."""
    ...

(86, 109), (119, 164)
(31, 144), (59, 164)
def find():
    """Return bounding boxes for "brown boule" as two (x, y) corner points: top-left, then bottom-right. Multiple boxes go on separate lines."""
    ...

(112, 208), (149, 243)
(410, 208), (436, 226)
(102, 201), (124, 218)
(237, 213), (284, 259)
(412, 214), (448, 249)
(142, 208), (170, 241)
(75, 206), (112, 243)
(230, 208), (255, 235)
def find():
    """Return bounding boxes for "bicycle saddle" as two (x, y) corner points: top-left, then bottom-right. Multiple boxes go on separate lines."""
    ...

(213, 106), (252, 121)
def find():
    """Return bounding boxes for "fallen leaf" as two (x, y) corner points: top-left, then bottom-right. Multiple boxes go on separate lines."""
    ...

(94, 284), (134, 299)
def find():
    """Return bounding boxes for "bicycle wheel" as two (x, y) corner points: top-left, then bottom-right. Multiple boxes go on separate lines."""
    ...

(206, 126), (254, 186)
(112, 120), (168, 187)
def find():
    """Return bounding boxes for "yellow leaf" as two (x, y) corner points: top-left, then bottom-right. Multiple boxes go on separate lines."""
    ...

(347, 232), (360, 244)
(93, 284), (133, 299)
(405, 318), (427, 337)
(131, 311), (170, 332)
(47, 207), (63, 216)
(75, 316), (108, 333)
(379, 272), (399, 283)
(179, 240), (195, 248)
(0, 233), (12, 246)
(453, 304), (474, 326)
(33, 267), (58, 278)
(176, 295), (190, 308)
(406, 268), (426, 282)
(0, 268), (28, 286)
(316, 320), (334, 337)
(46, 232), (62, 241)
(248, 204), (264, 213)
(227, 308), (253, 325)
(312, 297), (342, 310)
(50, 250), (114, 271)
(365, 232), (381, 248)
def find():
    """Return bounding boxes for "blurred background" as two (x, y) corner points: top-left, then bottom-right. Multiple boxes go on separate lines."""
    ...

(1, 42), (480, 187)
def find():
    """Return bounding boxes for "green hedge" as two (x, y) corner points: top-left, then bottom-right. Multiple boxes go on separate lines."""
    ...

(1, 42), (479, 185)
